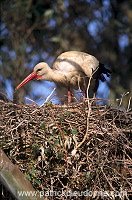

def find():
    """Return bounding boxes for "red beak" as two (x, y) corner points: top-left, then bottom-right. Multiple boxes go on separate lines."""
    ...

(15, 71), (37, 90)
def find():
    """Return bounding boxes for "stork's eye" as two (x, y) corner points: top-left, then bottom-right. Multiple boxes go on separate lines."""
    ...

(36, 68), (42, 73)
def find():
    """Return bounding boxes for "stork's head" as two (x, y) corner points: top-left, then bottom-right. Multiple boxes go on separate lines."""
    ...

(33, 62), (50, 79)
(15, 62), (49, 90)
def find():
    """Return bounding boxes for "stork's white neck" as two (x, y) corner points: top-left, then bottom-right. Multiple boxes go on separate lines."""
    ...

(42, 65), (66, 84)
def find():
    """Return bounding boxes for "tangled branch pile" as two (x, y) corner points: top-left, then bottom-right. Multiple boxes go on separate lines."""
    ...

(0, 99), (132, 199)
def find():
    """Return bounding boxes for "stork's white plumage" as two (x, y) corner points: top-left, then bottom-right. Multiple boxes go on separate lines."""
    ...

(15, 51), (111, 102)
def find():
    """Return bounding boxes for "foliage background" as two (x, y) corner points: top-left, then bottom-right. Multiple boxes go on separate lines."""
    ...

(0, 0), (132, 107)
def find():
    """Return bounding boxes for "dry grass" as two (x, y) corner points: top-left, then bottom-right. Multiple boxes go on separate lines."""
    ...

(0, 98), (132, 200)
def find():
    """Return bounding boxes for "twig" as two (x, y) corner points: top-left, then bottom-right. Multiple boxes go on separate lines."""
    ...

(71, 77), (92, 156)
(8, 88), (56, 132)
(31, 87), (56, 114)
(100, 167), (115, 191)
(119, 92), (129, 108)
(25, 97), (38, 105)
(127, 96), (131, 112)
(42, 87), (56, 104)
(71, 66), (100, 156)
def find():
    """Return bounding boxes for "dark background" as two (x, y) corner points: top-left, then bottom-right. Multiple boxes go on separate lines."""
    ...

(0, 0), (131, 107)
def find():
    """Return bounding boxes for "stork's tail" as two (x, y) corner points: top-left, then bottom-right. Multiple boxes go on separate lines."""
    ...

(97, 63), (111, 82)
(92, 63), (111, 94)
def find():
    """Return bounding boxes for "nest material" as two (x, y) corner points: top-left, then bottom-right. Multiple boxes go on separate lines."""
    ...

(0, 99), (132, 200)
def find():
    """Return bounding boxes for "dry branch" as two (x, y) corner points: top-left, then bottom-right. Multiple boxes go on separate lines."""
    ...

(0, 99), (131, 200)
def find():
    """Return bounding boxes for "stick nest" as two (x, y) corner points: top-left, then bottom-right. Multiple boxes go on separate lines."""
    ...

(0, 99), (132, 199)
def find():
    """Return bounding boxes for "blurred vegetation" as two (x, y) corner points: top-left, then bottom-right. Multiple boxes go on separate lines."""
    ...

(0, 0), (132, 107)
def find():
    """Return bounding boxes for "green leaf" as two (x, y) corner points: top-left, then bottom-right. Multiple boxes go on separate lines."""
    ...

(40, 122), (46, 130)
(59, 116), (65, 122)
(44, 9), (53, 18)
(51, 37), (60, 42)
(86, 172), (90, 179)
(32, 143), (39, 148)
(25, 174), (31, 181)
(53, 139), (59, 146)
(34, 178), (41, 185)
(44, 188), (48, 191)
(49, 136), (54, 140)
(31, 168), (36, 175)
(72, 127), (78, 134)
(44, 148), (51, 152)
(45, 102), (53, 107)
(57, 152), (64, 159)
(65, 111), (71, 116)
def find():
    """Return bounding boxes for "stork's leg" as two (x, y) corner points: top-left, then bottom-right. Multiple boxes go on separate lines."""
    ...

(68, 87), (72, 103)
